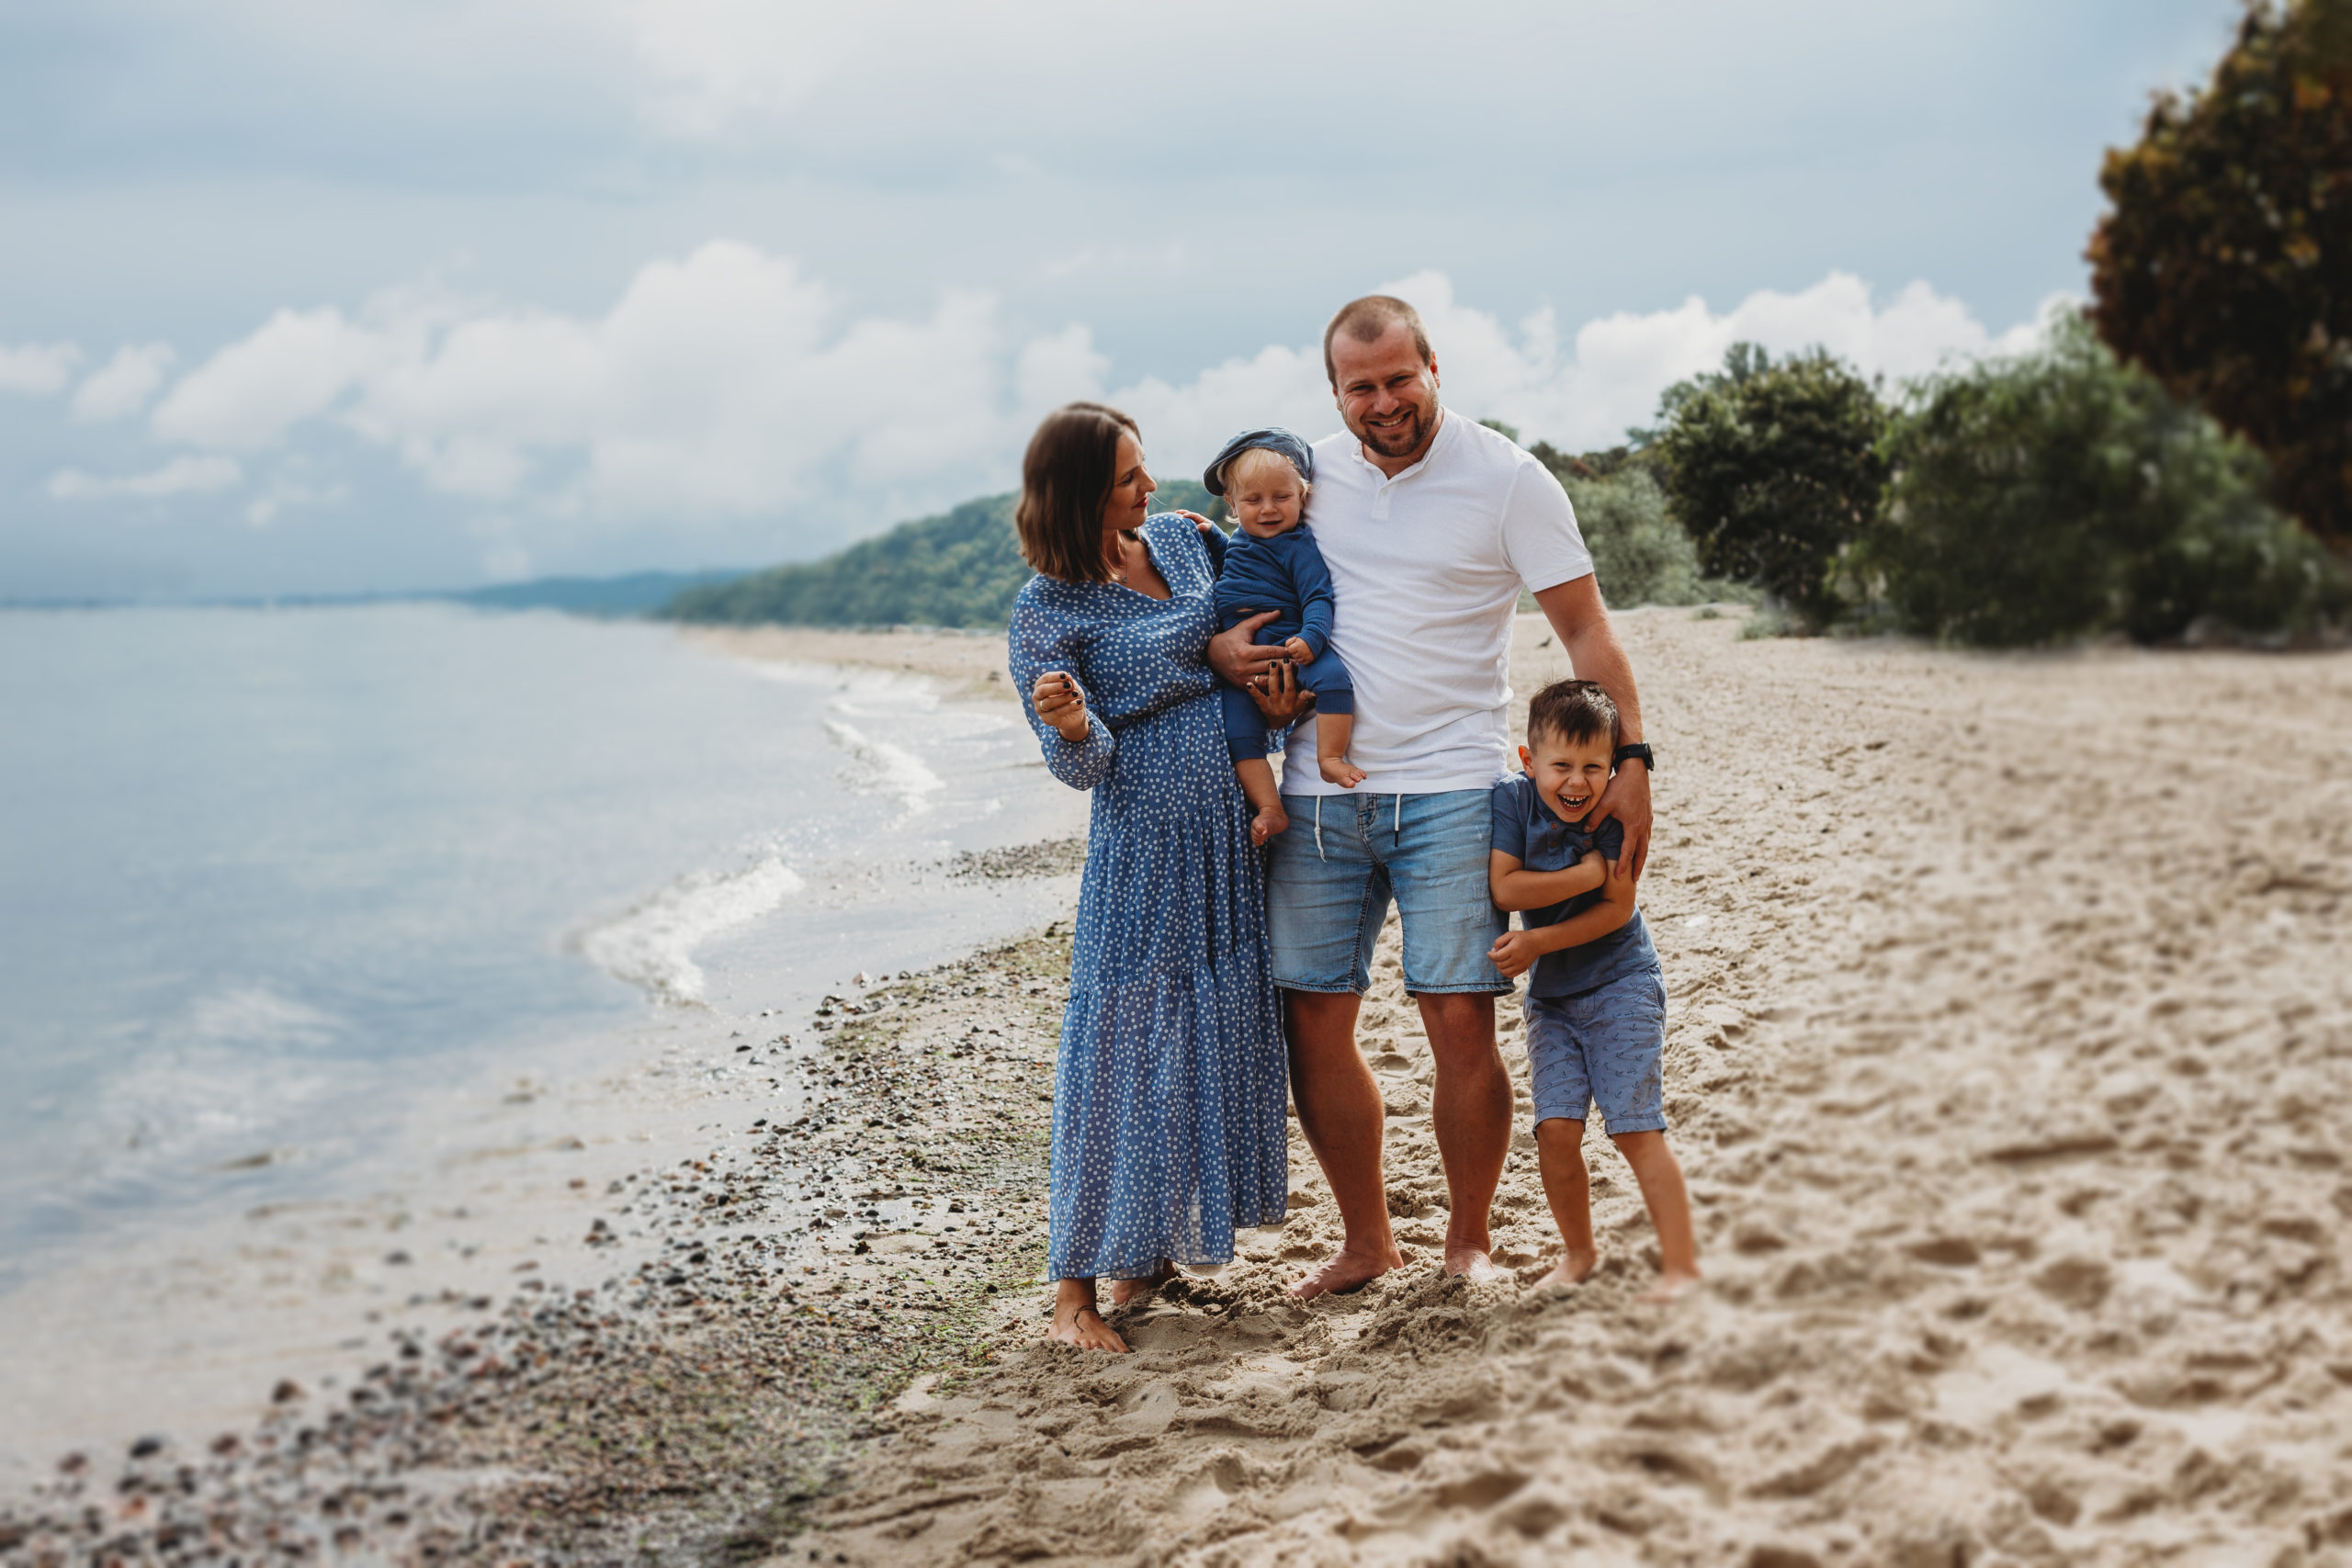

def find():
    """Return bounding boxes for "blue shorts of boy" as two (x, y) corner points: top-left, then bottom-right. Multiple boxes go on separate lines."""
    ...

(1265, 789), (1508, 995)
(1490, 773), (1668, 1133)
(1210, 524), (1354, 762)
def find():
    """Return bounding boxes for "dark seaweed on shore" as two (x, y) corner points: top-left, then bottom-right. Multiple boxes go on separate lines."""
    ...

(0, 930), (1074, 1567)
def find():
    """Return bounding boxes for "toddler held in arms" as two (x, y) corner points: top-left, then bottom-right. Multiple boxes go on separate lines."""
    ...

(1203, 428), (1360, 845)
(1488, 680), (1699, 1303)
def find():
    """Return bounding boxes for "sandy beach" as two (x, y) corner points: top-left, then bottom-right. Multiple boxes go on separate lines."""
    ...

(8, 611), (2346, 1566)
(797, 609), (2352, 1566)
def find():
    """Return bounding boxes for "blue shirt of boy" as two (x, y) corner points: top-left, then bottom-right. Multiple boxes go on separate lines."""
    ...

(1489, 773), (1657, 998)
(1211, 525), (1337, 655)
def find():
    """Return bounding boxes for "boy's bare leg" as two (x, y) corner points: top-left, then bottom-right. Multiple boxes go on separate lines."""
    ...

(1316, 713), (1365, 788)
(1048, 1277), (1128, 1352)
(1236, 759), (1289, 846)
(1611, 1130), (1701, 1302)
(1420, 992), (1510, 1281)
(1533, 1118), (1597, 1286)
(1284, 989), (1404, 1298)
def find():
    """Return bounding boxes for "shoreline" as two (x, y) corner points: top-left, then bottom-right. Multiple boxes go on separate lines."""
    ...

(0, 923), (1081, 1564)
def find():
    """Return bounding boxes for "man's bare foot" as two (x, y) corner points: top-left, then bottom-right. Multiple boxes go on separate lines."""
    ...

(1288, 1244), (1404, 1300)
(1046, 1302), (1129, 1351)
(1107, 1262), (1173, 1308)
(1318, 755), (1367, 788)
(1538, 1249), (1599, 1289)
(1637, 1268), (1702, 1304)
(1250, 805), (1289, 846)
(1443, 1247), (1507, 1284)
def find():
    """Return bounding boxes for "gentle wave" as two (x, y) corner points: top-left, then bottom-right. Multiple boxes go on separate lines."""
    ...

(575, 857), (805, 1004)
(823, 718), (944, 812)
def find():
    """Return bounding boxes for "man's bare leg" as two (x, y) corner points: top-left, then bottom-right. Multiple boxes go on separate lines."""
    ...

(1533, 1118), (1597, 1287)
(1611, 1130), (1702, 1303)
(1284, 989), (1403, 1299)
(1419, 991), (1510, 1281)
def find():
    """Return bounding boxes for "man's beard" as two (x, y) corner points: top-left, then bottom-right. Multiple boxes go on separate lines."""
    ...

(1353, 397), (1434, 459)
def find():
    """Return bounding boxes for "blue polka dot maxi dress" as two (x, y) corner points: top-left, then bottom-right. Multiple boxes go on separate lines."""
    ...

(1006, 513), (1291, 1281)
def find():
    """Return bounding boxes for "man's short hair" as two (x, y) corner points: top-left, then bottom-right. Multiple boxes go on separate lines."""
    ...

(1323, 295), (1433, 386)
(1526, 679), (1622, 750)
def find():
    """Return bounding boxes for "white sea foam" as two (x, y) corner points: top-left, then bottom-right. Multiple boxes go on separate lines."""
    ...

(576, 857), (804, 1004)
(823, 718), (944, 812)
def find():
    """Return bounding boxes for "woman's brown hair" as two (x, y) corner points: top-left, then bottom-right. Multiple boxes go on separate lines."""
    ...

(1016, 401), (1140, 584)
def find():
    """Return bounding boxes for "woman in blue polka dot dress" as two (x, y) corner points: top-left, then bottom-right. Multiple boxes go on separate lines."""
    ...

(1009, 401), (1299, 1353)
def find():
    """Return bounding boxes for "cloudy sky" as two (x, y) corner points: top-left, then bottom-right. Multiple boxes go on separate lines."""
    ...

(2, 0), (2240, 600)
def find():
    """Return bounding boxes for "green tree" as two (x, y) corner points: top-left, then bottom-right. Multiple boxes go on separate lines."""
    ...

(2088, 0), (2352, 549)
(1866, 316), (2344, 646)
(1648, 344), (1889, 627)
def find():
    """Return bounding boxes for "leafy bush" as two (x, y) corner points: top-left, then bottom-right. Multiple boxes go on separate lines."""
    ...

(1520, 444), (1744, 608)
(1866, 316), (2346, 646)
(1648, 345), (1891, 628)
(2088, 0), (2352, 548)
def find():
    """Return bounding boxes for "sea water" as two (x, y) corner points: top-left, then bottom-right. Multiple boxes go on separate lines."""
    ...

(0, 604), (1080, 1286)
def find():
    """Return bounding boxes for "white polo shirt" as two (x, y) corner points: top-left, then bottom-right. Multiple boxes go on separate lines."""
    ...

(1278, 410), (1593, 796)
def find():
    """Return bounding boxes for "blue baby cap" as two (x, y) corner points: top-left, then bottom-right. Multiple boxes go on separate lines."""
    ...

(1203, 427), (1317, 497)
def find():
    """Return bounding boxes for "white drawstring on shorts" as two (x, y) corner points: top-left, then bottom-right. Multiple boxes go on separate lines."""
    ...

(1394, 792), (1402, 837)
(1314, 795), (1325, 861)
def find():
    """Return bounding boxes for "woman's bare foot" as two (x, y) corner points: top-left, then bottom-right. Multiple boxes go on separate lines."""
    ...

(1538, 1248), (1599, 1289)
(1288, 1243), (1404, 1300)
(1637, 1268), (1702, 1304)
(1047, 1280), (1129, 1351)
(1318, 755), (1366, 788)
(1107, 1261), (1173, 1308)
(1250, 804), (1289, 846)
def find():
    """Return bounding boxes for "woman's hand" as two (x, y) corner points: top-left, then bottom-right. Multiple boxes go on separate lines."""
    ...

(1032, 670), (1092, 742)
(1249, 658), (1314, 728)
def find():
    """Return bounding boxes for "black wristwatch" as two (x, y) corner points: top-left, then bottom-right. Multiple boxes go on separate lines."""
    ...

(1613, 742), (1655, 771)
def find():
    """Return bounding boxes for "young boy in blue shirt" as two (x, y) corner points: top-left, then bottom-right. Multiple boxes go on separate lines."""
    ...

(1203, 428), (1361, 845)
(1489, 679), (1699, 1302)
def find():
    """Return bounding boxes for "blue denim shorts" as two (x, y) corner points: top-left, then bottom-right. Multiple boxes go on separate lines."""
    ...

(1524, 961), (1668, 1134)
(1265, 789), (1509, 995)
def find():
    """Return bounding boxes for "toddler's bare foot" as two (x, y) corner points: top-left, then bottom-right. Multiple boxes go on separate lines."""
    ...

(1250, 805), (1289, 846)
(1637, 1267), (1702, 1304)
(1318, 755), (1367, 789)
(1538, 1249), (1598, 1289)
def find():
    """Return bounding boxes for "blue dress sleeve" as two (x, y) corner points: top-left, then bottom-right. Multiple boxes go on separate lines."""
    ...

(1291, 532), (1337, 658)
(1007, 592), (1117, 791)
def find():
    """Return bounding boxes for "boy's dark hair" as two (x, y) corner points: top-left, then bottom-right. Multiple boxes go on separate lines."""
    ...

(1525, 679), (1621, 750)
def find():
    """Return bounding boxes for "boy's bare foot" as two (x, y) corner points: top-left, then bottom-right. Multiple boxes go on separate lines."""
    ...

(1637, 1268), (1702, 1304)
(1318, 755), (1367, 788)
(1288, 1243), (1404, 1300)
(1046, 1303), (1129, 1351)
(1107, 1262), (1174, 1308)
(1443, 1246), (1507, 1284)
(1250, 805), (1289, 846)
(1538, 1249), (1599, 1288)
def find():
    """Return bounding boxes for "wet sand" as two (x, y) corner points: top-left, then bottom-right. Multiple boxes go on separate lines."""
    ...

(797, 609), (2352, 1566)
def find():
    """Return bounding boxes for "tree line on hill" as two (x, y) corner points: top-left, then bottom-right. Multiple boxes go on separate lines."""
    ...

(670, 3), (2346, 647)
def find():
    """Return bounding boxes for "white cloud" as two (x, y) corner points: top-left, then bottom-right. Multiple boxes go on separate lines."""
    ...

(72, 343), (178, 421)
(48, 455), (244, 502)
(118, 250), (2052, 556)
(0, 342), (83, 397)
(1109, 270), (2067, 462)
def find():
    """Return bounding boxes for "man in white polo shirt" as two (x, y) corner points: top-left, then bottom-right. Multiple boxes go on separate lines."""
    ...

(1234, 295), (1654, 1299)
